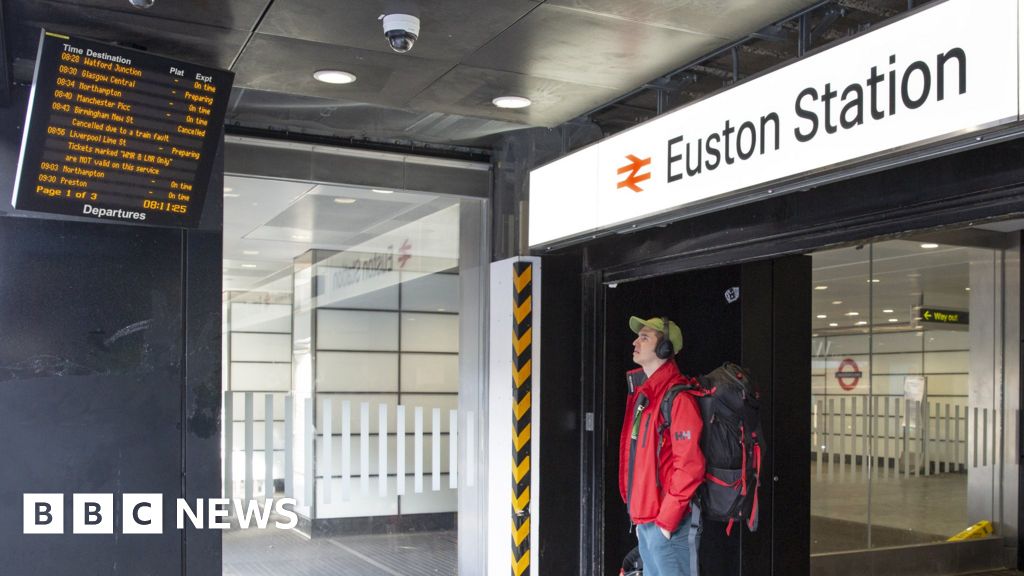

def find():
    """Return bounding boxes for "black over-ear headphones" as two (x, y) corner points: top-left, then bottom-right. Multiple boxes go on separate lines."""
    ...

(655, 316), (674, 359)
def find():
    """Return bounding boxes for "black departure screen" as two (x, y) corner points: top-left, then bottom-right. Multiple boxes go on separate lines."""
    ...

(12, 30), (234, 227)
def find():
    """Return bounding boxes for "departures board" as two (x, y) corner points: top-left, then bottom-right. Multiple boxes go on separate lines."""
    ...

(11, 31), (234, 227)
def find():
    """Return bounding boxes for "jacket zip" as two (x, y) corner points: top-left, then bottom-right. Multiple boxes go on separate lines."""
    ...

(626, 394), (648, 517)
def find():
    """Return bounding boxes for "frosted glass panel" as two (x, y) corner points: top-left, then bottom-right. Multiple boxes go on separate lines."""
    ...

(402, 313), (459, 352)
(400, 476), (457, 513)
(401, 354), (458, 392)
(317, 396), (398, 434)
(318, 267), (399, 310)
(228, 392), (286, 420)
(924, 351), (969, 373)
(316, 478), (398, 517)
(872, 375), (907, 396)
(231, 333), (291, 362)
(871, 353), (922, 375)
(927, 374), (968, 396)
(401, 396), (457, 432)
(230, 363), (291, 392)
(317, 310), (398, 351)
(230, 421), (285, 451)
(318, 435), (397, 476)
(924, 330), (969, 351)
(316, 435), (452, 476)
(873, 332), (925, 353)
(231, 302), (291, 333)
(401, 274), (460, 312)
(318, 352), (398, 393)
(825, 334), (870, 355)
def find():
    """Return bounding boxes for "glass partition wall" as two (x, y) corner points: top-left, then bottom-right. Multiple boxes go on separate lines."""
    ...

(222, 174), (487, 576)
(810, 232), (1018, 557)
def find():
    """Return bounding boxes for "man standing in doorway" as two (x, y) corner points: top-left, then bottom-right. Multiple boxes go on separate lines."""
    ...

(619, 316), (705, 576)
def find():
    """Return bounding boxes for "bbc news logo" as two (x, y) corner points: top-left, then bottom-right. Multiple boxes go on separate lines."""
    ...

(23, 494), (298, 534)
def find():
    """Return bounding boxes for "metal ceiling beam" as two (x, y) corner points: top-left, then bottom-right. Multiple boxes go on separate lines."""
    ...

(224, 124), (492, 163)
(811, 5), (845, 42)
(581, 0), (833, 124)
(837, 0), (900, 18)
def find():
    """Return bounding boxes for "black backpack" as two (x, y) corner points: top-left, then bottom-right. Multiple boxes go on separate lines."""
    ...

(657, 362), (764, 535)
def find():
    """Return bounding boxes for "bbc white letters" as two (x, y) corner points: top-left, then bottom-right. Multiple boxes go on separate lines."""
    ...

(23, 493), (298, 534)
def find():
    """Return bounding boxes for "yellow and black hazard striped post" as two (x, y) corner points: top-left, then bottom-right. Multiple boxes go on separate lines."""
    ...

(511, 261), (533, 576)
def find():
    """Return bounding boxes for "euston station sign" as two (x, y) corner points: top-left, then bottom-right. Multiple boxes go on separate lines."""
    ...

(529, 0), (1020, 247)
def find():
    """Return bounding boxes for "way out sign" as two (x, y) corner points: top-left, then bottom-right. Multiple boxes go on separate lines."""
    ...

(835, 358), (863, 391)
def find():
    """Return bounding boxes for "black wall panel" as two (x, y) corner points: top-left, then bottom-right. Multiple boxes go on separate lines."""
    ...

(0, 85), (222, 576)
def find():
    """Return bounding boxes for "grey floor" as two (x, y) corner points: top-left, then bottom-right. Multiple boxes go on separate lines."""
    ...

(811, 464), (972, 553)
(223, 527), (457, 576)
(222, 466), (1000, 575)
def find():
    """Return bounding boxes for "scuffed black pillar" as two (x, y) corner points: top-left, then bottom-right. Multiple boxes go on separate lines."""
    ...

(0, 85), (222, 576)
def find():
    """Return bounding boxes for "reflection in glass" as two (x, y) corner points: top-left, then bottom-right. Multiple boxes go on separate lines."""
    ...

(810, 238), (1004, 556)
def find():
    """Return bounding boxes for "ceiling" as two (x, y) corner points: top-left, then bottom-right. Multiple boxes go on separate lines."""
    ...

(2, 0), (931, 150)
(221, 173), (464, 292)
(1, 0), (946, 293)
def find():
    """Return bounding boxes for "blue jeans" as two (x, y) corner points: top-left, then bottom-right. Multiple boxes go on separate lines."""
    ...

(636, 513), (698, 576)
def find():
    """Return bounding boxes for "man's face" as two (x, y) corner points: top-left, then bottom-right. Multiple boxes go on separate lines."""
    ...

(632, 326), (661, 366)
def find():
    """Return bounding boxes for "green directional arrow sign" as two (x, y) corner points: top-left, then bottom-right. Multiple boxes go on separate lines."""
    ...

(918, 307), (968, 325)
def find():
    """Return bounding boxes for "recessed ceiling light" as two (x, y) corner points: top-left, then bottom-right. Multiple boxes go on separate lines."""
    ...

(867, 278), (880, 283)
(223, 187), (233, 193)
(372, 189), (394, 194)
(845, 311), (860, 316)
(241, 264), (257, 269)
(814, 285), (828, 290)
(832, 300), (843, 305)
(828, 322), (838, 327)
(291, 234), (310, 241)
(920, 243), (939, 249)
(882, 309), (894, 313)
(492, 95), (532, 109)
(855, 320), (868, 326)
(965, 287), (971, 291)
(224, 193), (240, 198)
(242, 250), (260, 256)
(816, 314), (827, 319)
(333, 197), (357, 204)
(314, 69), (357, 84)
(888, 318), (899, 322)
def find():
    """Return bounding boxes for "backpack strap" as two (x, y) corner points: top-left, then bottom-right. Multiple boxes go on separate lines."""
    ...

(654, 382), (699, 490)
(656, 382), (699, 437)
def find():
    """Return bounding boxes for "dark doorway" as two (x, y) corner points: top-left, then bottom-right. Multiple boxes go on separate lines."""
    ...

(595, 257), (811, 576)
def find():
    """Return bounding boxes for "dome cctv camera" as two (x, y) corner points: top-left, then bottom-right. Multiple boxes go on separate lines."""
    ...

(380, 14), (420, 53)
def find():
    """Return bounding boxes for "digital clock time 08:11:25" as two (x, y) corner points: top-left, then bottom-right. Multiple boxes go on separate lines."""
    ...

(142, 199), (188, 214)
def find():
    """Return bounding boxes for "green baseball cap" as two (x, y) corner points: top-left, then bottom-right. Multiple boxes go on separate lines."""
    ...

(629, 316), (683, 355)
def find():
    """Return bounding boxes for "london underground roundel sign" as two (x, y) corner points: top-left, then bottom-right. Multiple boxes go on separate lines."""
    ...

(835, 358), (862, 391)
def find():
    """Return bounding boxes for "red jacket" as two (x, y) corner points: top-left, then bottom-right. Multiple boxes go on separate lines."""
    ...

(618, 361), (705, 533)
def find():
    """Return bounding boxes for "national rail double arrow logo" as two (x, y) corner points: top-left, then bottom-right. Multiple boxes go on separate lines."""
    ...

(617, 154), (652, 192)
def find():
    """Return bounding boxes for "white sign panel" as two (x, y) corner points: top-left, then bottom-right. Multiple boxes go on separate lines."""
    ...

(530, 0), (1020, 247)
